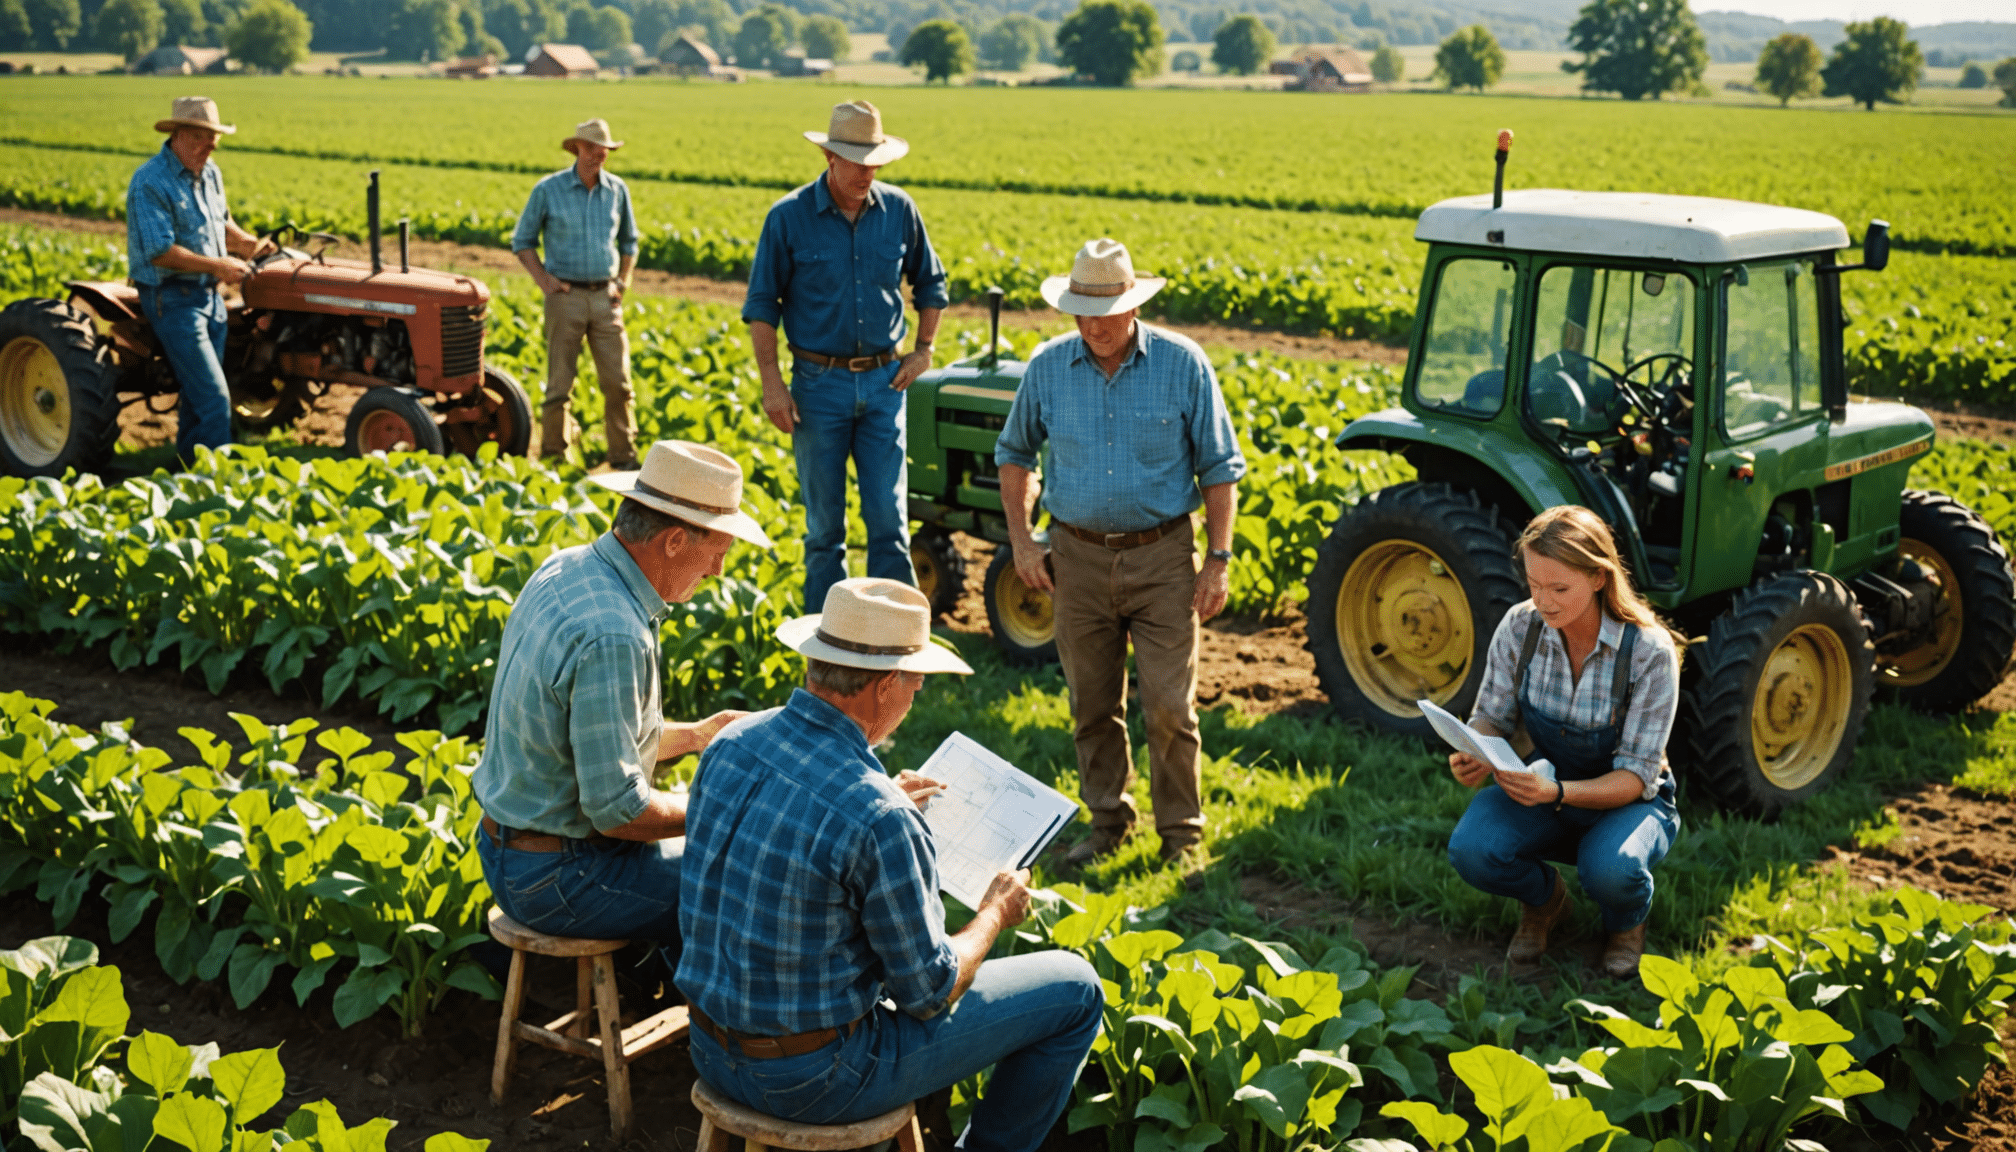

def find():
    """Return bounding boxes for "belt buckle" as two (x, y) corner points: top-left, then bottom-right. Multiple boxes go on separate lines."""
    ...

(1103, 531), (1128, 548)
(846, 355), (876, 371)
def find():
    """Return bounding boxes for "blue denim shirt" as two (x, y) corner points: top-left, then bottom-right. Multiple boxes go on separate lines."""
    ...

(742, 175), (950, 358)
(510, 165), (639, 282)
(676, 689), (960, 1035)
(126, 143), (230, 287)
(995, 323), (1247, 534)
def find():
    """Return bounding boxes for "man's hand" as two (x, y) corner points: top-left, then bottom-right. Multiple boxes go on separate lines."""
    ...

(1449, 752), (1491, 789)
(891, 347), (933, 391)
(760, 371), (798, 435)
(977, 868), (1031, 928)
(1010, 538), (1053, 595)
(894, 771), (945, 809)
(214, 257), (253, 286)
(541, 275), (571, 298)
(1494, 769), (1556, 808)
(1193, 556), (1230, 620)
(609, 280), (627, 304)
(659, 709), (749, 761)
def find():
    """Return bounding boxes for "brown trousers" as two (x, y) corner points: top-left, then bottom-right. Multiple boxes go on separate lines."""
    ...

(540, 287), (635, 466)
(1050, 522), (1204, 847)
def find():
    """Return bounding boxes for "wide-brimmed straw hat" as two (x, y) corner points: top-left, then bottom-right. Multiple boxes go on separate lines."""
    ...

(777, 578), (973, 675)
(154, 96), (235, 135)
(563, 118), (624, 153)
(1041, 238), (1165, 316)
(590, 440), (772, 548)
(803, 101), (909, 167)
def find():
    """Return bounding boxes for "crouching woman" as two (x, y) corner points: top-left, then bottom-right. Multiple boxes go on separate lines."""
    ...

(1446, 505), (1682, 978)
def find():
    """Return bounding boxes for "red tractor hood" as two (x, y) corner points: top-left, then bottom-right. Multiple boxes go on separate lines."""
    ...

(243, 257), (490, 314)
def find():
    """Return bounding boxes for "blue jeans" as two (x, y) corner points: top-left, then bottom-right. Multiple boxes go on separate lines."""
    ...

(691, 952), (1103, 1152)
(791, 359), (912, 613)
(138, 280), (231, 461)
(476, 829), (684, 971)
(1447, 783), (1680, 933)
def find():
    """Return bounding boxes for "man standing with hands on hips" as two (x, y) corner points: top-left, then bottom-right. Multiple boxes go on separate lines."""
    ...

(995, 239), (1246, 868)
(745, 101), (949, 611)
(514, 119), (641, 469)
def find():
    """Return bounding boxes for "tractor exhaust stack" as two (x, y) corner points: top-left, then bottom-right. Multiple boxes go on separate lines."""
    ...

(398, 219), (410, 273)
(367, 170), (382, 275)
(985, 285), (1004, 368)
(1492, 130), (1513, 209)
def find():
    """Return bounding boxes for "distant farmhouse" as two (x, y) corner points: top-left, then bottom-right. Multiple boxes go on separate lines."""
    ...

(775, 55), (833, 77)
(445, 53), (499, 78)
(526, 44), (598, 78)
(660, 35), (741, 80)
(1273, 46), (1374, 91)
(131, 46), (229, 75)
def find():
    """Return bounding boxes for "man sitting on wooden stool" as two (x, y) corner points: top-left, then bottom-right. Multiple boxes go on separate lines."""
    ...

(676, 578), (1105, 1152)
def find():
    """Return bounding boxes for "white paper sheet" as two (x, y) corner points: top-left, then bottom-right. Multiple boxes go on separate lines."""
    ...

(1418, 699), (1554, 781)
(914, 732), (1080, 910)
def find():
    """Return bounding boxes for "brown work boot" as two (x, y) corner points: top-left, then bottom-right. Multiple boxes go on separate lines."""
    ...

(1062, 826), (1131, 867)
(1602, 923), (1647, 979)
(1505, 871), (1569, 964)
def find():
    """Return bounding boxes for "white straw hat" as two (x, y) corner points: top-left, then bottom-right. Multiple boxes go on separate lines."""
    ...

(803, 101), (909, 167)
(1040, 238), (1165, 316)
(563, 118), (624, 153)
(777, 578), (974, 675)
(590, 440), (773, 548)
(154, 96), (235, 135)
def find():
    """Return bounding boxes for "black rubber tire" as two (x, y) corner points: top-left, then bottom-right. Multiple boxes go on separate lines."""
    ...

(1304, 482), (1524, 740)
(344, 386), (446, 457)
(0, 298), (121, 478)
(481, 364), (533, 458)
(911, 528), (966, 620)
(1879, 490), (2016, 711)
(983, 545), (1058, 666)
(1678, 571), (1874, 819)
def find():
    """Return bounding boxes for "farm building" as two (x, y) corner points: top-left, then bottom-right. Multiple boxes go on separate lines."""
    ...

(525, 44), (598, 78)
(130, 46), (229, 75)
(444, 53), (498, 78)
(775, 55), (833, 77)
(1281, 47), (1373, 92)
(661, 36), (743, 78)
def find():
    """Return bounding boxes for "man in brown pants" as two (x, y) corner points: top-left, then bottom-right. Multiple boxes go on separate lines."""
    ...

(994, 239), (1246, 867)
(513, 118), (640, 468)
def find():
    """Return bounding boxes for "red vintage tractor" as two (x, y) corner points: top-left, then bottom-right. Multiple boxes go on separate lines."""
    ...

(0, 172), (530, 477)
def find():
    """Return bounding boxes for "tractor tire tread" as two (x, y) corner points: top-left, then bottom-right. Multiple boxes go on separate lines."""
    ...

(1890, 489), (2016, 711)
(0, 297), (122, 478)
(913, 529), (966, 620)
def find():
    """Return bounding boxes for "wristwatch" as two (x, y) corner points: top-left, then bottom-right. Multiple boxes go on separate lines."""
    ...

(1206, 548), (1233, 563)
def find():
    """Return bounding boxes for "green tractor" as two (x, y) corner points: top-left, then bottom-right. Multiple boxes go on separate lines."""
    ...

(1309, 165), (2016, 816)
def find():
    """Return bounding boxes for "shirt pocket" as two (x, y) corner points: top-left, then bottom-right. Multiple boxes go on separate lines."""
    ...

(874, 238), (906, 289)
(1130, 410), (1183, 468)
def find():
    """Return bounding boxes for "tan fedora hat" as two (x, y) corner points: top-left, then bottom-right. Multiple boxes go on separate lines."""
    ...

(1041, 238), (1166, 317)
(563, 118), (624, 153)
(803, 101), (909, 167)
(590, 440), (773, 548)
(777, 578), (974, 675)
(154, 96), (236, 135)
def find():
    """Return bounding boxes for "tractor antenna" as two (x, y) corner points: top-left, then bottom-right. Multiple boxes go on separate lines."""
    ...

(985, 285), (1005, 369)
(367, 170), (382, 275)
(398, 218), (410, 273)
(1492, 129), (1513, 210)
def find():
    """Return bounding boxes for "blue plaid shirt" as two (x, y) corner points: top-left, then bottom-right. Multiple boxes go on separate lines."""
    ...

(473, 534), (667, 838)
(676, 689), (960, 1035)
(743, 175), (950, 358)
(511, 166), (639, 282)
(995, 323), (1247, 534)
(126, 142), (230, 287)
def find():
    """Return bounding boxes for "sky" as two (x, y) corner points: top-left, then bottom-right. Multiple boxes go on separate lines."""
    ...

(1701, 0), (2016, 21)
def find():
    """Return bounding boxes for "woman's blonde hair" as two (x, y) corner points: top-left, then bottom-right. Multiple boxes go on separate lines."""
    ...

(1515, 506), (1680, 648)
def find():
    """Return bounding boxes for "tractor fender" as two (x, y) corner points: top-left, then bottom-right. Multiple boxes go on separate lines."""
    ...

(1334, 408), (1579, 523)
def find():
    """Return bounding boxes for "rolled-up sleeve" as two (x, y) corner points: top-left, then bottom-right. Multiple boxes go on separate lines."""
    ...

(994, 374), (1044, 473)
(511, 181), (547, 254)
(1190, 360), (1247, 488)
(854, 808), (960, 1019)
(128, 177), (176, 266)
(616, 181), (638, 257)
(1469, 607), (1526, 737)
(742, 204), (789, 326)
(1614, 629), (1680, 793)
(904, 202), (949, 312)
(567, 635), (657, 832)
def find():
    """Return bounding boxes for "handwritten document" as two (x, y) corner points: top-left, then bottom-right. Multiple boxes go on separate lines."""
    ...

(914, 732), (1079, 910)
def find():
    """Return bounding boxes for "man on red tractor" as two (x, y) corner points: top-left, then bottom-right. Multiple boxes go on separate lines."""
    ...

(125, 96), (274, 464)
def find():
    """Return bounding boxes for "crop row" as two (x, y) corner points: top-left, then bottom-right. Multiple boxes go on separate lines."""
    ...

(6, 78), (2014, 255)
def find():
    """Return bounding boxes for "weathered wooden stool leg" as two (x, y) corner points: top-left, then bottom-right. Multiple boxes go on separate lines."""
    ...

(572, 955), (595, 1039)
(896, 1112), (923, 1152)
(696, 1117), (728, 1152)
(742, 1138), (766, 1152)
(490, 947), (527, 1106)
(592, 953), (633, 1139)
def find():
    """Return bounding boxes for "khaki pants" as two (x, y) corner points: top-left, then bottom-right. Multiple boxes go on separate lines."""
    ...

(540, 287), (635, 466)
(1050, 522), (1203, 848)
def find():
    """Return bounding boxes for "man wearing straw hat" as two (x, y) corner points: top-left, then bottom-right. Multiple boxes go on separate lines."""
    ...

(513, 118), (642, 469)
(472, 439), (771, 969)
(995, 239), (1246, 869)
(677, 577), (1103, 1152)
(126, 96), (275, 463)
(745, 101), (950, 612)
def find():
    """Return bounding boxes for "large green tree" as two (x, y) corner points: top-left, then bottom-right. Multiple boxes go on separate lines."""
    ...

(224, 0), (310, 71)
(732, 5), (789, 68)
(900, 18), (971, 82)
(979, 12), (1042, 70)
(1754, 31), (1821, 105)
(1821, 16), (1923, 110)
(800, 12), (848, 60)
(23, 0), (82, 48)
(585, 4), (628, 51)
(673, 0), (735, 51)
(385, 0), (457, 59)
(1431, 24), (1502, 92)
(1562, 0), (1707, 100)
(1056, 0), (1161, 86)
(630, 0), (675, 54)
(95, 0), (164, 59)
(1369, 43), (1403, 83)
(160, 0), (204, 42)
(1997, 57), (2016, 107)
(0, 0), (30, 49)
(1210, 13), (1272, 75)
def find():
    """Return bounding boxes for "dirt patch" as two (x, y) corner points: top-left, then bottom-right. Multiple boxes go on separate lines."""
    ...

(1236, 874), (1510, 999)
(1818, 781), (2016, 915)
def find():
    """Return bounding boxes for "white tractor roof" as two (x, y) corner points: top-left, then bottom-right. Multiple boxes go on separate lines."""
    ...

(1416, 189), (1850, 264)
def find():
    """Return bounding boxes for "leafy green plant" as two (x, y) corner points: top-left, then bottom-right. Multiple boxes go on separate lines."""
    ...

(0, 936), (124, 1128)
(1374, 1045), (1625, 1152)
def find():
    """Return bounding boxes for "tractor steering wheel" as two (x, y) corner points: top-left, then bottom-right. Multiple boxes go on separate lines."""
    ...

(252, 224), (296, 272)
(1615, 353), (1692, 427)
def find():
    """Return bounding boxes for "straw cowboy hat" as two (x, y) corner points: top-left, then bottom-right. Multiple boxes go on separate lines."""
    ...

(1041, 239), (1165, 317)
(591, 440), (773, 548)
(563, 118), (624, 154)
(777, 578), (974, 675)
(803, 101), (909, 167)
(154, 96), (235, 135)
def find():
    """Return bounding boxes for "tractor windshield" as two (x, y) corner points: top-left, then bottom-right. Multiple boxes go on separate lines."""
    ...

(1527, 265), (1695, 440)
(1720, 258), (1823, 440)
(1414, 258), (1518, 417)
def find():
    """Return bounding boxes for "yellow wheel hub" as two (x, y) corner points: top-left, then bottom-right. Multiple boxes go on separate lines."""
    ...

(356, 409), (421, 453)
(0, 336), (71, 468)
(993, 558), (1053, 649)
(1336, 539), (1474, 717)
(912, 540), (940, 605)
(1875, 539), (1962, 688)
(1752, 622), (1853, 791)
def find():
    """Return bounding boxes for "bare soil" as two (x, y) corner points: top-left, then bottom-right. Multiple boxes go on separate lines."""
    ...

(1818, 782), (2016, 916)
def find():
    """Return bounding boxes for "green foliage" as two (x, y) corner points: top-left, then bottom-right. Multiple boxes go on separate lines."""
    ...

(93, 0), (165, 61)
(1056, 0), (1162, 86)
(1369, 44), (1403, 83)
(1380, 1045), (1624, 1152)
(978, 12), (1044, 70)
(1841, 252), (2016, 409)
(799, 13), (848, 61)
(1563, 0), (1708, 101)
(22, 0), (81, 49)
(383, 0), (460, 61)
(900, 19), (974, 84)
(1210, 14), (1273, 76)
(0, 937), (124, 1125)
(1957, 61), (1987, 88)
(1754, 32), (1822, 105)
(733, 4), (791, 68)
(223, 0), (311, 72)
(1822, 16), (1924, 110)
(160, 0), (204, 43)
(1997, 57), (2016, 106)
(1431, 25), (1503, 92)
(1171, 48), (1200, 73)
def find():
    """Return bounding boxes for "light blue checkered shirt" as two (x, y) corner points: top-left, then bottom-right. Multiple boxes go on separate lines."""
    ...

(510, 166), (639, 282)
(995, 323), (1247, 534)
(473, 534), (667, 838)
(126, 143), (230, 287)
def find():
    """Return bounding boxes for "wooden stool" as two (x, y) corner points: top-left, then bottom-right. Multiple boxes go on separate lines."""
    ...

(487, 906), (690, 1139)
(691, 1078), (923, 1152)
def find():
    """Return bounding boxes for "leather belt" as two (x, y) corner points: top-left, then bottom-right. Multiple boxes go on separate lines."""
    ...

(1056, 514), (1192, 550)
(480, 815), (590, 853)
(788, 344), (898, 372)
(689, 1006), (862, 1060)
(563, 278), (611, 290)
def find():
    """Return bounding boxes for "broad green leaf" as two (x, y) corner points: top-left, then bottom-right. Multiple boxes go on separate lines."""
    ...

(1066, 1093), (1123, 1133)
(1503, 1095), (1621, 1152)
(1771, 1008), (1853, 1047)
(1449, 1045), (1553, 1122)
(1637, 954), (1699, 1005)
(210, 1048), (287, 1126)
(1133, 1083), (1194, 1126)
(16, 1072), (116, 1152)
(1599, 1018), (1680, 1050)
(156, 1093), (230, 1152)
(422, 1136), (490, 1152)
(1102, 931), (1184, 970)
(331, 967), (405, 1029)
(128, 1029), (195, 1095)
(1378, 1101), (1468, 1148)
